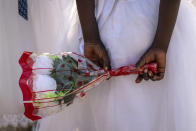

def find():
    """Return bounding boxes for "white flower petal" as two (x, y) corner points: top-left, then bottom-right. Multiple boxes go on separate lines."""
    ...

(33, 55), (53, 75)
(33, 75), (57, 91)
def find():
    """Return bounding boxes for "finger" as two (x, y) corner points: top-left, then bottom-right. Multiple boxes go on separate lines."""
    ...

(137, 51), (157, 69)
(86, 55), (98, 63)
(136, 55), (154, 69)
(158, 67), (165, 74)
(136, 75), (143, 83)
(143, 74), (149, 81)
(97, 47), (111, 70)
(148, 70), (154, 79)
(136, 56), (146, 68)
(91, 59), (101, 67)
(106, 76), (111, 80)
(98, 58), (104, 68)
(102, 56), (111, 71)
(151, 63), (165, 81)
(152, 72), (165, 81)
(143, 68), (149, 81)
(88, 55), (104, 68)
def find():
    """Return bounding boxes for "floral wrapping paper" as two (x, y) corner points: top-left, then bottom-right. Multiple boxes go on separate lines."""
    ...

(19, 52), (157, 121)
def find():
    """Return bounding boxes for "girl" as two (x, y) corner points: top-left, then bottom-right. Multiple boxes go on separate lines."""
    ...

(0, 0), (196, 131)
(32, 0), (196, 131)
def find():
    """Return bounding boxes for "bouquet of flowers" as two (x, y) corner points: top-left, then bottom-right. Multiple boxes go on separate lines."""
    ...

(19, 52), (157, 121)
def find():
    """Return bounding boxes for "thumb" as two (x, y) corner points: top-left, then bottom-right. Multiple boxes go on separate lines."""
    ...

(136, 56), (146, 69)
(103, 57), (111, 71)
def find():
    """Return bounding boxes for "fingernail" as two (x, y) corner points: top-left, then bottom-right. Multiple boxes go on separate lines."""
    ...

(135, 79), (139, 83)
(149, 72), (152, 77)
(144, 69), (148, 73)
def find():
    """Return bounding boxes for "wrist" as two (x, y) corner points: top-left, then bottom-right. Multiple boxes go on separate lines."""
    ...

(151, 38), (170, 53)
(83, 36), (101, 44)
(151, 44), (168, 53)
(84, 39), (103, 45)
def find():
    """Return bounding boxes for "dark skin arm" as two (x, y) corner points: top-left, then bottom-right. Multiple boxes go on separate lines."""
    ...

(76, 0), (111, 70)
(76, 0), (181, 82)
(136, 0), (181, 83)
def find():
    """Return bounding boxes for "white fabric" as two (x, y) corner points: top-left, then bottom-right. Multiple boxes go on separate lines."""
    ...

(0, 0), (35, 127)
(0, 114), (32, 128)
(0, 0), (79, 128)
(1, 0), (196, 130)
(31, 0), (196, 131)
(28, 0), (80, 53)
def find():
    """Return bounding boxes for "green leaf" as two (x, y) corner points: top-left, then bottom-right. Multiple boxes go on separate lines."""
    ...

(49, 55), (59, 61)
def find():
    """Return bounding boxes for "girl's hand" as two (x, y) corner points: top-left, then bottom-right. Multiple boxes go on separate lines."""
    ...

(135, 47), (166, 83)
(84, 41), (111, 71)
(133, 0), (180, 83)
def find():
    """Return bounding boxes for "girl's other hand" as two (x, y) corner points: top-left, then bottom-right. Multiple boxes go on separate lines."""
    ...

(84, 41), (111, 71)
(135, 48), (166, 83)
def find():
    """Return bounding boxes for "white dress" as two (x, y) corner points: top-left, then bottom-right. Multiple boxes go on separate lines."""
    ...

(0, 0), (196, 130)
(30, 0), (196, 131)
(0, 0), (36, 127)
